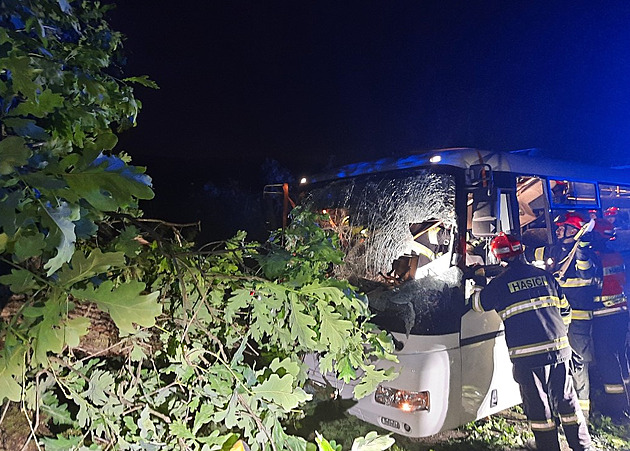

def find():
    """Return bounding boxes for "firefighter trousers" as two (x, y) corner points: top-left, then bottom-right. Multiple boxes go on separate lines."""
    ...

(513, 361), (591, 451)
(593, 311), (630, 417)
(569, 319), (594, 416)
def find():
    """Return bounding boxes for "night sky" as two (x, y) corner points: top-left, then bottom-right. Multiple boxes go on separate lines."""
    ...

(108, 1), (630, 239)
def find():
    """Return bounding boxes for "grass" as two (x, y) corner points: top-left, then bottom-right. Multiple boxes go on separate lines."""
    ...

(589, 414), (630, 451)
(297, 401), (630, 451)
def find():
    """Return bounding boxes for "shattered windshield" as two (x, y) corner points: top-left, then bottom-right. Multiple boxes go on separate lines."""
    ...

(302, 170), (464, 336)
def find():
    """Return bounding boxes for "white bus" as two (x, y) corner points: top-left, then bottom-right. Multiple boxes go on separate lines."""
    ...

(298, 148), (630, 438)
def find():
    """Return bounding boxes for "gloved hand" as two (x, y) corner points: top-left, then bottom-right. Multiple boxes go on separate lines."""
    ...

(578, 231), (594, 247)
(569, 351), (585, 374)
(463, 265), (487, 287)
(463, 264), (482, 279)
(577, 219), (596, 246)
(483, 264), (505, 278)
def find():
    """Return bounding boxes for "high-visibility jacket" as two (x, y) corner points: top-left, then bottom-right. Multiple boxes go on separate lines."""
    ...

(533, 244), (601, 319)
(593, 248), (627, 316)
(472, 259), (572, 369)
(592, 246), (630, 416)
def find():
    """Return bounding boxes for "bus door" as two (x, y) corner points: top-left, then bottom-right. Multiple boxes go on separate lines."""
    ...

(460, 168), (521, 422)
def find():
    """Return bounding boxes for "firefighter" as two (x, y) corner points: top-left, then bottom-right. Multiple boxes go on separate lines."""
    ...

(591, 218), (630, 421)
(604, 206), (620, 226)
(532, 214), (600, 419)
(471, 232), (592, 451)
(605, 206), (629, 231)
(408, 220), (450, 266)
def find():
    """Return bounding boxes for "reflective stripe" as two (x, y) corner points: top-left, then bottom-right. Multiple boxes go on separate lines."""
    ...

(563, 315), (572, 326)
(509, 336), (570, 358)
(593, 306), (628, 317)
(594, 294), (627, 307)
(499, 296), (562, 321)
(559, 412), (581, 425)
(472, 288), (484, 313)
(578, 399), (590, 411)
(530, 419), (557, 431)
(572, 310), (593, 320)
(576, 259), (592, 270)
(604, 384), (626, 394)
(558, 277), (596, 287)
(410, 241), (435, 260)
(558, 295), (570, 308)
(594, 293), (626, 302)
(534, 247), (545, 261)
(603, 265), (625, 276)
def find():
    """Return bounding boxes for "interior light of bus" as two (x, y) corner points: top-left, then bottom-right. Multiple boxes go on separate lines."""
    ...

(429, 155), (442, 163)
(300, 177), (307, 184)
(374, 385), (430, 412)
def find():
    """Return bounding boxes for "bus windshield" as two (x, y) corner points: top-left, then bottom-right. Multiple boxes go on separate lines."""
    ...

(302, 170), (464, 336)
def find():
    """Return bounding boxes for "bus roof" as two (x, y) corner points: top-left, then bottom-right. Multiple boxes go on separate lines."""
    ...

(303, 148), (630, 186)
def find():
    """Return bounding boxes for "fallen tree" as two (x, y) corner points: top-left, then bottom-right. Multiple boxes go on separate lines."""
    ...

(0, 2), (396, 449)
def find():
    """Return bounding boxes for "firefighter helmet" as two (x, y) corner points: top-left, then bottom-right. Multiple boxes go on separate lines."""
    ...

(594, 218), (615, 240)
(490, 232), (523, 260)
(604, 206), (620, 217)
(555, 213), (585, 231)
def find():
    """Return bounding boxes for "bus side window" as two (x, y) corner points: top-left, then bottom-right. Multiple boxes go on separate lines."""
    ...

(600, 183), (630, 231)
(499, 190), (515, 234)
(600, 183), (630, 257)
(466, 192), (488, 266)
(516, 176), (550, 257)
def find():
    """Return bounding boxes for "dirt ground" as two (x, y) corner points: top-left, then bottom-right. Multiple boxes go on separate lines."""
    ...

(0, 404), (39, 451)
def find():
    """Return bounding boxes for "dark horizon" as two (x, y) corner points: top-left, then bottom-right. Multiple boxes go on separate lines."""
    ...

(108, 1), (630, 239)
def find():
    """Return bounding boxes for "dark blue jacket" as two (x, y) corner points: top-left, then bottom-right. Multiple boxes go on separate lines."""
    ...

(472, 259), (572, 369)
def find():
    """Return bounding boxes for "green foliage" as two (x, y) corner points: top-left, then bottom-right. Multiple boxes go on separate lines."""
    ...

(589, 414), (630, 450)
(350, 431), (396, 451)
(0, 3), (396, 450)
(312, 405), (630, 451)
(0, 0), (157, 397)
(462, 414), (532, 449)
(71, 280), (161, 335)
(0, 0), (155, 278)
(1, 210), (396, 450)
(315, 431), (394, 451)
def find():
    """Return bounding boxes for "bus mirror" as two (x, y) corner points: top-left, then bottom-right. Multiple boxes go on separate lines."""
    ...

(466, 164), (493, 188)
(471, 189), (498, 237)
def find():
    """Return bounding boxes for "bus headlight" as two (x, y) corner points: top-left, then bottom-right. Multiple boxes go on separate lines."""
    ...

(374, 385), (430, 412)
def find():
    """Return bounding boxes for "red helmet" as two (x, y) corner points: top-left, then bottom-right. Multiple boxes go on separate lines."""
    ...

(604, 206), (619, 217)
(490, 232), (524, 260)
(555, 213), (585, 230)
(594, 218), (615, 240)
